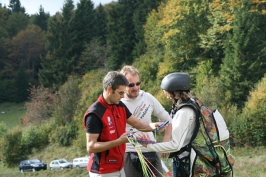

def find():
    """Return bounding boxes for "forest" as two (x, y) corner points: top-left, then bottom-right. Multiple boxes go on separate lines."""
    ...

(1, 0), (266, 167)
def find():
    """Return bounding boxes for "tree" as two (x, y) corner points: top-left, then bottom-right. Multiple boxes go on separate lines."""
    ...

(0, 7), (9, 76)
(15, 64), (29, 102)
(5, 12), (28, 37)
(21, 86), (58, 125)
(8, 0), (25, 13)
(33, 5), (50, 31)
(39, 0), (78, 88)
(70, 0), (95, 74)
(132, 0), (162, 58)
(53, 75), (81, 124)
(106, 0), (136, 70)
(79, 38), (108, 73)
(94, 4), (107, 45)
(219, 0), (266, 108)
(9, 24), (46, 79)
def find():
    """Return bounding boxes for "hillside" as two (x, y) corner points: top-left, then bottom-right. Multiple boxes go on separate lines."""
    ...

(0, 102), (25, 129)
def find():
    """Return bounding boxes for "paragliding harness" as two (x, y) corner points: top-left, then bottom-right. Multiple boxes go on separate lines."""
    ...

(169, 97), (234, 177)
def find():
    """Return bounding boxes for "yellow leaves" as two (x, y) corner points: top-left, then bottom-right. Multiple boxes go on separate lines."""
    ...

(217, 25), (233, 32)
(162, 29), (179, 44)
(246, 75), (266, 111)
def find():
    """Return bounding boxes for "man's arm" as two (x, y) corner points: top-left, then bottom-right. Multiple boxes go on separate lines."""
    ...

(86, 133), (128, 154)
(126, 115), (161, 132)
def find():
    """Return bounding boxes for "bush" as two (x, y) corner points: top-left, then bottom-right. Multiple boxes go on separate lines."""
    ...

(0, 79), (17, 102)
(0, 127), (27, 166)
(21, 86), (58, 125)
(231, 75), (266, 146)
(21, 124), (51, 154)
(49, 122), (78, 146)
(53, 75), (81, 124)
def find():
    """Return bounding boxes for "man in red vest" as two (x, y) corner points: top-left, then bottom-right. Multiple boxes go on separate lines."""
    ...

(83, 71), (162, 177)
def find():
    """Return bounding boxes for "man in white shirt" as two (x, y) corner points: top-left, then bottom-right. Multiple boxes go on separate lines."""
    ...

(120, 65), (172, 177)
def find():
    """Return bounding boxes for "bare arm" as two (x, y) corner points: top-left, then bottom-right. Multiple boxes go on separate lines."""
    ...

(126, 115), (161, 132)
(86, 133), (128, 154)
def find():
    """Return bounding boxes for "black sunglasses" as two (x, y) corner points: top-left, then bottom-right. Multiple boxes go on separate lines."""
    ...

(128, 81), (141, 87)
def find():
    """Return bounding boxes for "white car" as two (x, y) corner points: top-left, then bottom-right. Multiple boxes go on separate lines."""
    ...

(73, 156), (89, 168)
(49, 159), (72, 170)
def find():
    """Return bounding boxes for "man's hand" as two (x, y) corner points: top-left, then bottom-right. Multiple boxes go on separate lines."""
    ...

(118, 133), (129, 144)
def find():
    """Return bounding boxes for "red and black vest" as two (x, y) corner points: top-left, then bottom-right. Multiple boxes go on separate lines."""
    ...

(83, 94), (131, 174)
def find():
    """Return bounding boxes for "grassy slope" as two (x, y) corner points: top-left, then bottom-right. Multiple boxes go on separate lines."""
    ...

(0, 102), (26, 129)
(0, 103), (266, 177)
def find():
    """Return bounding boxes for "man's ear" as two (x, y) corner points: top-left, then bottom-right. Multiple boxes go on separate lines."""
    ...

(107, 86), (112, 93)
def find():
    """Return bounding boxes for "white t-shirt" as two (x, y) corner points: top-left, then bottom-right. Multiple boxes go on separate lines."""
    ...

(146, 106), (196, 155)
(121, 90), (172, 152)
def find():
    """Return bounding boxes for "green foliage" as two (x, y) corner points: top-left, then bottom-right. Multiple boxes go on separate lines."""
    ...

(0, 121), (8, 139)
(0, 79), (17, 102)
(79, 38), (109, 73)
(14, 64), (29, 102)
(94, 4), (107, 45)
(231, 75), (266, 146)
(9, 24), (46, 81)
(106, 0), (136, 70)
(8, 0), (25, 13)
(193, 61), (224, 109)
(49, 123), (78, 146)
(0, 127), (26, 167)
(73, 69), (105, 149)
(33, 5), (50, 31)
(39, 0), (78, 88)
(131, 0), (162, 58)
(53, 75), (81, 124)
(219, 0), (266, 108)
(72, 126), (87, 155)
(21, 124), (51, 154)
(5, 12), (28, 37)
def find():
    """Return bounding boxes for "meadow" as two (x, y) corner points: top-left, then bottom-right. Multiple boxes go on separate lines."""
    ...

(0, 102), (265, 177)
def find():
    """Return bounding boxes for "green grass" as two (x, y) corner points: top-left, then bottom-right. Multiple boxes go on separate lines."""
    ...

(0, 102), (26, 129)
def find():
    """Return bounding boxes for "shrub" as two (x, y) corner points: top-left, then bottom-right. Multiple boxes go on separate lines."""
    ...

(53, 75), (81, 125)
(231, 75), (266, 146)
(49, 122), (78, 146)
(0, 127), (27, 166)
(21, 124), (51, 154)
(21, 86), (58, 125)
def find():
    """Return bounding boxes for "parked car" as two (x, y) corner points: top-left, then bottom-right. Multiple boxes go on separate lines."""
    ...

(18, 159), (47, 173)
(73, 156), (89, 168)
(49, 159), (73, 170)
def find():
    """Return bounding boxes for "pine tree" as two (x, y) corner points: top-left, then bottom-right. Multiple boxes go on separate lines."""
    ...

(94, 4), (107, 45)
(33, 5), (50, 31)
(219, 0), (266, 108)
(15, 64), (28, 102)
(8, 0), (25, 13)
(39, 0), (77, 88)
(132, 0), (161, 58)
(106, 0), (137, 70)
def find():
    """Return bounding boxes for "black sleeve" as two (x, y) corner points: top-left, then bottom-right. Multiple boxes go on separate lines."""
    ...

(85, 113), (103, 134)
(120, 101), (132, 119)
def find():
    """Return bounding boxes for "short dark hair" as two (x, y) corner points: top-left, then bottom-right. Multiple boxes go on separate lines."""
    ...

(103, 71), (129, 90)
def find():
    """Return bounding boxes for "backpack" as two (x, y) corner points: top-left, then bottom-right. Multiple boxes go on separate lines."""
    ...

(169, 97), (235, 177)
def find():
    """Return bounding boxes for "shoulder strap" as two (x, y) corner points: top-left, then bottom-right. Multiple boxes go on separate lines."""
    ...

(168, 100), (201, 158)
(177, 100), (200, 144)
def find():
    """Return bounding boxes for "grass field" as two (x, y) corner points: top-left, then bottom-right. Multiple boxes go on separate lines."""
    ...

(0, 102), (266, 177)
(0, 102), (26, 129)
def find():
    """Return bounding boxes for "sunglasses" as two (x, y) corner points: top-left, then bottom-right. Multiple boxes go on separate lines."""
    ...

(117, 91), (125, 95)
(128, 81), (141, 87)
